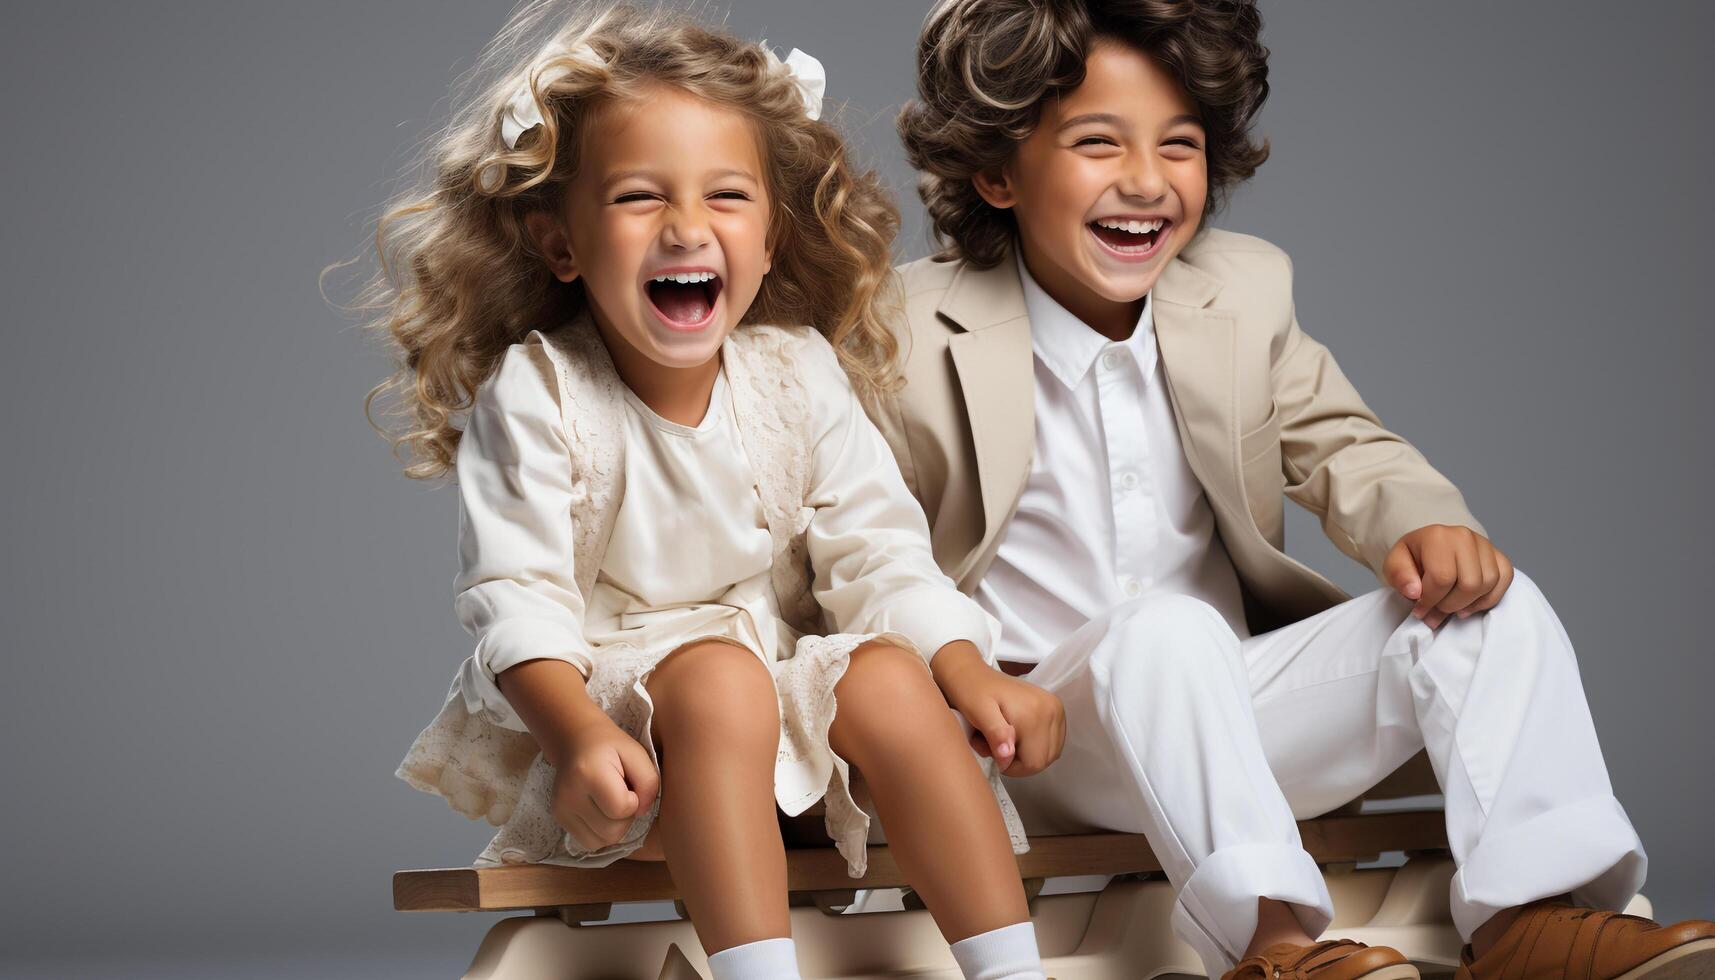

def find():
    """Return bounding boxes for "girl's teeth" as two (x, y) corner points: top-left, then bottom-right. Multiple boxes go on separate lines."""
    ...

(652, 272), (716, 284)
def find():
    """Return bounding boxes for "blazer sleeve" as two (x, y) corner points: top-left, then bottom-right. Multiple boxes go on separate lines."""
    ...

(801, 343), (1000, 666)
(450, 343), (597, 731)
(1269, 251), (1487, 577)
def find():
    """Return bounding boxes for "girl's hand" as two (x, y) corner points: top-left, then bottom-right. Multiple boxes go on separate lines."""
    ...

(495, 659), (663, 850)
(930, 640), (1066, 777)
(547, 713), (661, 851)
(1384, 524), (1515, 629)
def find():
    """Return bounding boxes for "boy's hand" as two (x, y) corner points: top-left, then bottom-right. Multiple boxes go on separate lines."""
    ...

(931, 640), (1066, 776)
(547, 714), (660, 851)
(1384, 524), (1515, 629)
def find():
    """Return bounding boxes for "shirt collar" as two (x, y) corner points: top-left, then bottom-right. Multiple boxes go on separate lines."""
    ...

(1015, 249), (1157, 390)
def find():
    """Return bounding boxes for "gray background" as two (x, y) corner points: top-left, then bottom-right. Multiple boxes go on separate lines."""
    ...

(2, 1), (1709, 977)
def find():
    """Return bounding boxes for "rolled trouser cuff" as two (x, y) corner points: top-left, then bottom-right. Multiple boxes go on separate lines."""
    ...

(1172, 841), (1335, 975)
(1451, 793), (1646, 939)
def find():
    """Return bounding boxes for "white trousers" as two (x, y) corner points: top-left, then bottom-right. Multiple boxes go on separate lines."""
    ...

(999, 569), (1647, 976)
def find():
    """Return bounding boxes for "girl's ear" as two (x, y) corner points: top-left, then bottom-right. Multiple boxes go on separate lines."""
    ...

(524, 211), (580, 283)
(971, 165), (1017, 210)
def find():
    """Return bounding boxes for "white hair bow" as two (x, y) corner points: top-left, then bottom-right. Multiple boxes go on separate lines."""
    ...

(498, 41), (824, 150)
(499, 41), (600, 149)
(762, 45), (826, 121)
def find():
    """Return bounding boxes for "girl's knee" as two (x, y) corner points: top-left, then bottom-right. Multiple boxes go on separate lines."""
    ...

(833, 641), (949, 742)
(647, 641), (777, 747)
(837, 640), (936, 702)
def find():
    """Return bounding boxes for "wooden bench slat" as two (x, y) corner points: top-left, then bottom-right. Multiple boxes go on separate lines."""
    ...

(394, 810), (1448, 913)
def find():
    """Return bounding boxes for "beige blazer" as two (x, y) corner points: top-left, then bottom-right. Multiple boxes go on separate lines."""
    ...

(864, 228), (1485, 634)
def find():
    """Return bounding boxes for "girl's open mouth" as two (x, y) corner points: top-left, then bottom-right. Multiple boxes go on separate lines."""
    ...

(1088, 217), (1171, 260)
(645, 271), (723, 331)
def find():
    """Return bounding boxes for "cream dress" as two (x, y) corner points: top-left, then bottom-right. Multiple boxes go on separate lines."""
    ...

(450, 344), (1024, 876)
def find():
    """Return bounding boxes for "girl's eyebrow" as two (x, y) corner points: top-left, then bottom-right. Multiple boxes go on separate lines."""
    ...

(602, 168), (759, 190)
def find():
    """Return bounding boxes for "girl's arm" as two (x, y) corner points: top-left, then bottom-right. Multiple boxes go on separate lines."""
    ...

(452, 343), (599, 732)
(457, 343), (657, 844)
(797, 338), (1065, 774)
(796, 348), (997, 668)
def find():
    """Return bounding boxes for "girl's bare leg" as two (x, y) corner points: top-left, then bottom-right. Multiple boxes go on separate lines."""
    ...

(829, 640), (1031, 942)
(646, 641), (789, 953)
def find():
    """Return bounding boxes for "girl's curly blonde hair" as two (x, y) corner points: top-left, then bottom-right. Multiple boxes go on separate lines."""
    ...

(342, 1), (901, 480)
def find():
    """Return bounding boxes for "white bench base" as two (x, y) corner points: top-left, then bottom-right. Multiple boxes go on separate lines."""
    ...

(453, 856), (1654, 979)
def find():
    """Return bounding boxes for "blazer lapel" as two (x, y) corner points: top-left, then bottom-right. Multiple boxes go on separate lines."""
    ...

(937, 256), (1037, 555)
(1150, 256), (1242, 510)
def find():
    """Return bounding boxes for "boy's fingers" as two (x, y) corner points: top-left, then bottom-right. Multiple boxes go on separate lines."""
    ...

(1383, 542), (1423, 601)
(1470, 549), (1516, 614)
(1438, 535), (1486, 614)
(1413, 543), (1457, 620)
(1463, 539), (1504, 616)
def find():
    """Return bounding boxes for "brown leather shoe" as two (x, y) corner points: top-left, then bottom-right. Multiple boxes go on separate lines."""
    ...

(1225, 939), (1420, 980)
(1456, 901), (1715, 979)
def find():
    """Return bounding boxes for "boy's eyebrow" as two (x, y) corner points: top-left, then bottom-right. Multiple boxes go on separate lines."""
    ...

(1056, 112), (1205, 131)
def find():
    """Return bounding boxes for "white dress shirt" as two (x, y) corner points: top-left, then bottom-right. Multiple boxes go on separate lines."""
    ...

(973, 253), (1250, 664)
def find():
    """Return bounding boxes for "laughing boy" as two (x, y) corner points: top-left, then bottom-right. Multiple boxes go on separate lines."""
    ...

(866, 1), (1715, 978)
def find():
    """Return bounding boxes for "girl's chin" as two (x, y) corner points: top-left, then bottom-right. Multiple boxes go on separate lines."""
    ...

(638, 323), (730, 367)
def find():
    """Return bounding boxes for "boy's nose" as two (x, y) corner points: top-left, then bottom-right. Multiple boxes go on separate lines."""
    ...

(1118, 154), (1169, 202)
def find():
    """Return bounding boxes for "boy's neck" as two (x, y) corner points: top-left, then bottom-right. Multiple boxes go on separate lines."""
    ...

(1016, 242), (1144, 343)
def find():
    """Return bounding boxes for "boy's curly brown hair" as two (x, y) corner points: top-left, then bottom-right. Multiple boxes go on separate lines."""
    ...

(898, 0), (1270, 268)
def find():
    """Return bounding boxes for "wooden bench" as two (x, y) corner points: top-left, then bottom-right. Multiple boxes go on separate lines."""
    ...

(396, 753), (1466, 978)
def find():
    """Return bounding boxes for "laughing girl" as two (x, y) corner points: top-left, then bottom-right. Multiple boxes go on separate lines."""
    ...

(355, 3), (1063, 978)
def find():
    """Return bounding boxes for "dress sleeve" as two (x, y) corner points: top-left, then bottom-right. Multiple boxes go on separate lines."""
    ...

(451, 342), (596, 731)
(800, 344), (1001, 666)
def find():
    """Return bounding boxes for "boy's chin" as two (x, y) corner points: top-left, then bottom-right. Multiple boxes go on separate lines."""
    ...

(1080, 266), (1166, 305)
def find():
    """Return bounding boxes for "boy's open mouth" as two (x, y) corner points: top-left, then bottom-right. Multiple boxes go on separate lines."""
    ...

(1088, 217), (1170, 256)
(645, 271), (723, 330)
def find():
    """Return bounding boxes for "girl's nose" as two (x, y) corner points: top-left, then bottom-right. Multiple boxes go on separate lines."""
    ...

(662, 206), (712, 251)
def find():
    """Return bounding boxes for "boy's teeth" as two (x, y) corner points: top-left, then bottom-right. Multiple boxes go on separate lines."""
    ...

(1094, 218), (1164, 234)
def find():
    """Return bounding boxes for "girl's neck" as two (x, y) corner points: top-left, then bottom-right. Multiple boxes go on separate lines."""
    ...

(592, 319), (722, 428)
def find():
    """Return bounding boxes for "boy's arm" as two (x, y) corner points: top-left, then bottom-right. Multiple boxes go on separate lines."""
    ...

(1271, 311), (1484, 575)
(1268, 296), (1515, 621)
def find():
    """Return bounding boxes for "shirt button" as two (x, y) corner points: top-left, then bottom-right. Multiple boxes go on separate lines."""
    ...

(1119, 470), (1140, 490)
(1102, 350), (1126, 371)
(1121, 577), (1142, 598)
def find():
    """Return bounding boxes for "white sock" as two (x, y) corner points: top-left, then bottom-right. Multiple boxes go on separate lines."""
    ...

(706, 936), (801, 980)
(949, 921), (1046, 980)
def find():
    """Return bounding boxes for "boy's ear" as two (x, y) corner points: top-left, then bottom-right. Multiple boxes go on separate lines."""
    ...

(523, 211), (580, 283)
(971, 165), (1018, 211)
